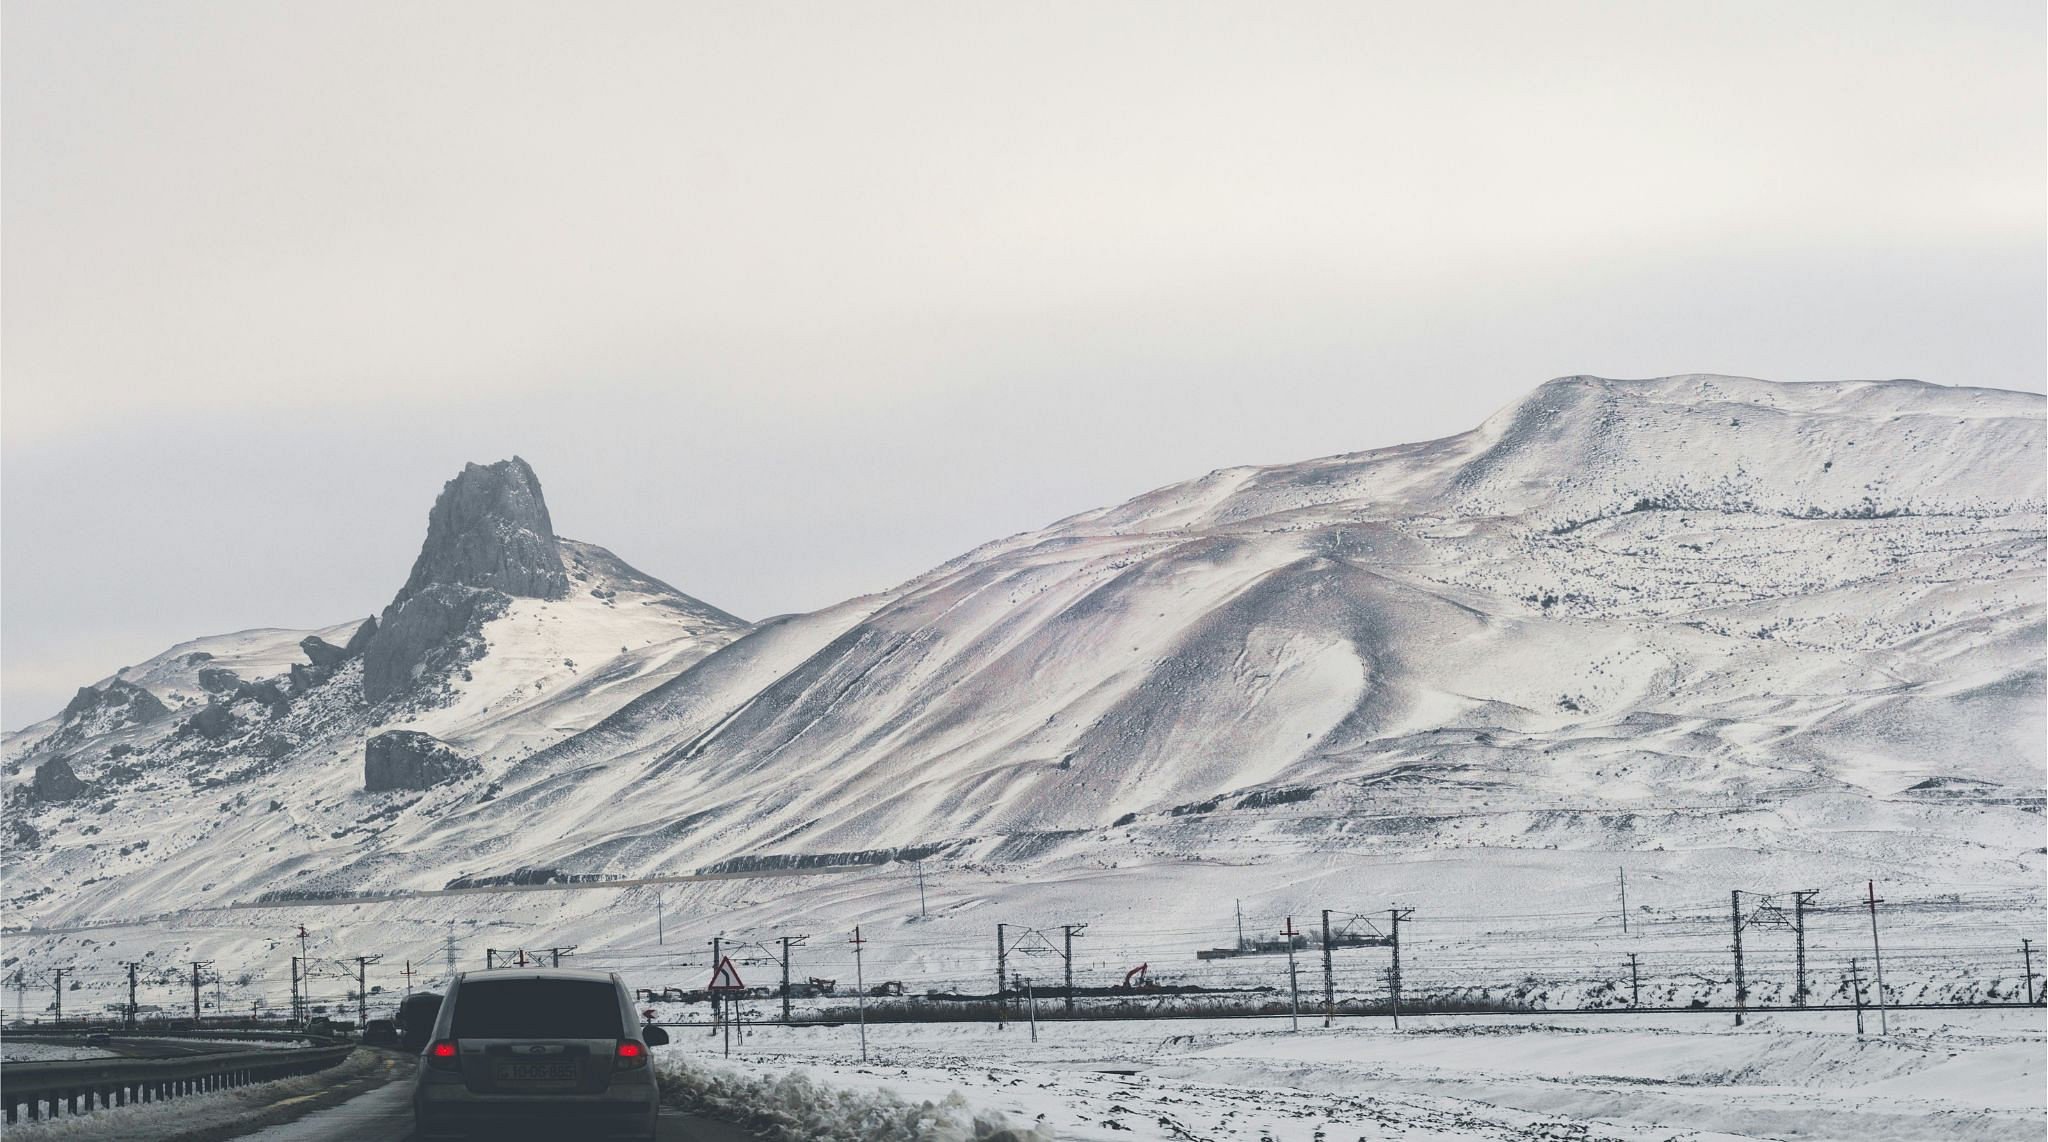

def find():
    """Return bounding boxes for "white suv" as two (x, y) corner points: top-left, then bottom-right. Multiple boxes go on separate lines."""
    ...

(412, 968), (670, 1141)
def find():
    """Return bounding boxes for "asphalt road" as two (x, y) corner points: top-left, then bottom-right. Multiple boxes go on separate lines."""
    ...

(228, 1054), (753, 1142)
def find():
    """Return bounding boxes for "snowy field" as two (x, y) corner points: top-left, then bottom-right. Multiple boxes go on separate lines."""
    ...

(658, 1009), (2047, 1142)
(0, 1039), (121, 1062)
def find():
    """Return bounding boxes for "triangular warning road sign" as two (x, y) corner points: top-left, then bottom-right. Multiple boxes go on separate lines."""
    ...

(707, 955), (745, 991)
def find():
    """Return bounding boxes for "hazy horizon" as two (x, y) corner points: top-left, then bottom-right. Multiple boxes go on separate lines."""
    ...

(6, 0), (2043, 725)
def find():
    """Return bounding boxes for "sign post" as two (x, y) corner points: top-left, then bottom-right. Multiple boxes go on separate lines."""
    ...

(707, 956), (745, 1059)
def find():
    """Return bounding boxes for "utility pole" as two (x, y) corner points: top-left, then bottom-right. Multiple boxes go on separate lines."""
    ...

(1388, 908), (1413, 1030)
(1617, 867), (1629, 935)
(544, 947), (575, 968)
(291, 956), (302, 1026)
(1865, 881), (1888, 1034)
(1627, 953), (1640, 1008)
(1792, 890), (1818, 1008)
(52, 968), (71, 1025)
(850, 927), (868, 1063)
(1282, 918), (1302, 1032)
(995, 924), (1009, 1029)
(915, 861), (928, 920)
(1061, 924), (1086, 1015)
(487, 949), (496, 971)
(1235, 900), (1246, 951)
(2022, 939), (2038, 1006)
(446, 921), (457, 979)
(1730, 891), (1746, 1027)
(1848, 958), (1866, 1035)
(190, 961), (212, 1022)
(402, 961), (417, 997)
(709, 936), (723, 1036)
(126, 962), (140, 1028)
(778, 936), (807, 1022)
(1320, 910), (1337, 1028)
(353, 956), (381, 1029)
(656, 889), (665, 946)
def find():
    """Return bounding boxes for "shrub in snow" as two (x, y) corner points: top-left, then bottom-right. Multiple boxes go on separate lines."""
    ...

(659, 1058), (1052, 1142)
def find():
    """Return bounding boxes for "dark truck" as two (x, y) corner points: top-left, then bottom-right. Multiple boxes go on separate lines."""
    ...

(398, 991), (444, 1052)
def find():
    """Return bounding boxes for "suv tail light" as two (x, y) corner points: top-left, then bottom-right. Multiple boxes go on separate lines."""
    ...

(427, 1039), (460, 1071)
(614, 1039), (648, 1070)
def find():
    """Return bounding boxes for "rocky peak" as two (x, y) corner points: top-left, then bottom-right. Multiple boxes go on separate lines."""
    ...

(360, 458), (566, 704)
(392, 457), (568, 606)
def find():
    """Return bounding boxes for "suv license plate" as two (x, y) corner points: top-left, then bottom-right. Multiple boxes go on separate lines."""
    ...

(495, 1061), (578, 1084)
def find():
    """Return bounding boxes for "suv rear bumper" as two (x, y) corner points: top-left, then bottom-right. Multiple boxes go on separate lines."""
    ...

(414, 1084), (658, 1140)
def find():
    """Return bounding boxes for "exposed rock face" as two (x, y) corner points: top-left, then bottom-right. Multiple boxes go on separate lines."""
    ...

(362, 584), (508, 703)
(8, 818), (41, 851)
(394, 457), (567, 604)
(235, 680), (290, 714)
(197, 667), (242, 694)
(59, 680), (169, 728)
(179, 703), (240, 741)
(362, 458), (565, 703)
(363, 730), (478, 792)
(31, 757), (87, 802)
(300, 636), (350, 671)
(342, 617), (379, 656)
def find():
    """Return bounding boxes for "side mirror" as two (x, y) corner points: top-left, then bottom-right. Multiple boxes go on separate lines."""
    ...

(642, 1024), (670, 1047)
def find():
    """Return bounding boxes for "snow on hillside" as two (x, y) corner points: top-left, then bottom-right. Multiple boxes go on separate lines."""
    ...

(1, 376), (2040, 1036)
(283, 374), (2043, 891)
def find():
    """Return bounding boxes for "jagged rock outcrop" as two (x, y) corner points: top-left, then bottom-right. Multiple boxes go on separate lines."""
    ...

(197, 667), (242, 694)
(235, 680), (290, 714)
(362, 458), (566, 703)
(364, 730), (478, 792)
(362, 584), (508, 703)
(299, 636), (350, 671)
(31, 757), (87, 802)
(59, 680), (169, 728)
(342, 616), (378, 656)
(179, 703), (240, 741)
(394, 457), (567, 603)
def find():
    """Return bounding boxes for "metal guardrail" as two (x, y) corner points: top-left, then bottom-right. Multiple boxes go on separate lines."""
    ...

(5, 1026), (333, 1044)
(1, 1042), (356, 1124)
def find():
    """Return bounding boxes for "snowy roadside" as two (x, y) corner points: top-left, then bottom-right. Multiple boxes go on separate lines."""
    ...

(0, 1049), (394, 1141)
(659, 1056), (1053, 1141)
(658, 1009), (2046, 1142)
(2, 1040), (123, 1062)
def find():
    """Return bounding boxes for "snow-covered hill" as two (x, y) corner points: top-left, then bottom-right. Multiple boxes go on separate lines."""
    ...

(3, 376), (2041, 1016)
(293, 375), (2041, 884)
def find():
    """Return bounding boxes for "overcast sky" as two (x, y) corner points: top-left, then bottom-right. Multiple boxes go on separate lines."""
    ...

(3, 0), (2042, 725)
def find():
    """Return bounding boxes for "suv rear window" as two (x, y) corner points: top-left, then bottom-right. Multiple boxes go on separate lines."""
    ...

(451, 979), (624, 1039)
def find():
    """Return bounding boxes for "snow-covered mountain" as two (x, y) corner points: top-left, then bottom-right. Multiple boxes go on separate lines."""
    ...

(285, 374), (2041, 885)
(3, 376), (2042, 1007)
(4, 457), (747, 913)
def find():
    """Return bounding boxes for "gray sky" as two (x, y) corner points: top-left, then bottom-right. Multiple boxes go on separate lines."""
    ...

(4, 0), (2042, 725)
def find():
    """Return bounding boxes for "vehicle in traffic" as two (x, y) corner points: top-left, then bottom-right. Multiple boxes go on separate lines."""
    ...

(85, 1028), (112, 1046)
(398, 991), (444, 1052)
(412, 968), (669, 1141)
(363, 1018), (399, 1045)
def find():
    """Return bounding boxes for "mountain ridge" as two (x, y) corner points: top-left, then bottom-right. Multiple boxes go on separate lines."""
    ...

(3, 376), (2040, 955)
